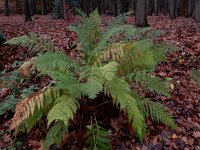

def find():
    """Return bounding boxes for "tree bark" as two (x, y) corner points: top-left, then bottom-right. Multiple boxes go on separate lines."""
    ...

(154, 0), (158, 15)
(135, 0), (149, 27)
(30, 0), (36, 16)
(53, 0), (64, 19)
(185, 0), (195, 17)
(24, 0), (32, 21)
(163, 0), (168, 15)
(41, 0), (47, 15)
(120, 0), (129, 14)
(180, 0), (186, 16)
(148, 0), (153, 15)
(169, 0), (176, 19)
(195, 0), (200, 22)
(4, 0), (9, 16)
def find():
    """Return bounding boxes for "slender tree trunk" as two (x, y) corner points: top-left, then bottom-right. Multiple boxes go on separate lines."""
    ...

(154, 0), (158, 15)
(24, 0), (32, 21)
(4, 0), (9, 16)
(180, 0), (186, 16)
(41, 0), (47, 15)
(53, 0), (64, 19)
(30, 0), (36, 16)
(135, 0), (149, 27)
(169, 0), (176, 19)
(163, 0), (168, 15)
(185, 0), (195, 17)
(120, 0), (129, 14)
(195, 0), (200, 22)
(148, 0), (153, 15)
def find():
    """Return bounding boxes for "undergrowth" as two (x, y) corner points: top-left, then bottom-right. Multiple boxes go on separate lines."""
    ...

(3, 10), (177, 149)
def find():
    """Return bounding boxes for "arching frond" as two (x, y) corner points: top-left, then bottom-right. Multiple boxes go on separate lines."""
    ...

(10, 88), (46, 130)
(5, 33), (54, 54)
(44, 121), (67, 149)
(47, 95), (79, 126)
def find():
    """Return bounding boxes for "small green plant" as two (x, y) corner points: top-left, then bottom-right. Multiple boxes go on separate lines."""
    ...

(84, 123), (111, 150)
(6, 10), (176, 149)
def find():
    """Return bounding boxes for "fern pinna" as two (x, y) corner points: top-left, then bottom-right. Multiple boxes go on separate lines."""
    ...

(5, 10), (176, 149)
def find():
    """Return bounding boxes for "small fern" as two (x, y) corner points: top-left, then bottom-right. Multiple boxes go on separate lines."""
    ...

(85, 124), (111, 150)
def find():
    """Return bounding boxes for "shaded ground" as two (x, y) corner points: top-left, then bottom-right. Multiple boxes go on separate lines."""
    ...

(0, 15), (200, 149)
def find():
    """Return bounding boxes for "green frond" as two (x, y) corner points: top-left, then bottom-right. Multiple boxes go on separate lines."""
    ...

(134, 71), (170, 97)
(34, 52), (74, 74)
(82, 78), (103, 99)
(47, 95), (79, 126)
(85, 124), (111, 150)
(104, 77), (145, 139)
(68, 9), (101, 52)
(44, 121), (67, 149)
(138, 98), (176, 129)
(94, 25), (137, 52)
(5, 33), (54, 54)
(100, 62), (119, 80)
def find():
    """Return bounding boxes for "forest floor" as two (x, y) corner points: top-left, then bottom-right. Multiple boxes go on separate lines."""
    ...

(0, 15), (200, 150)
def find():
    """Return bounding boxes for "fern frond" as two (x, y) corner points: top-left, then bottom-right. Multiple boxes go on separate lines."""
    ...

(104, 77), (145, 139)
(134, 71), (170, 97)
(85, 124), (111, 150)
(82, 78), (103, 99)
(94, 25), (137, 52)
(19, 57), (37, 76)
(10, 88), (46, 130)
(5, 33), (54, 54)
(130, 91), (176, 129)
(47, 95), (79, 126)
(34, 52), (74, 74)
(44, 121), (67, 149)
(100, 62), (119, 80)
(69, 9), (101, 52)
(96, 42), (126, 65)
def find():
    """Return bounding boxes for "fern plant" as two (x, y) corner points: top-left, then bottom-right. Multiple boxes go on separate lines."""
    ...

(6, 10), (176, 149)
(84, 123), (111, 150)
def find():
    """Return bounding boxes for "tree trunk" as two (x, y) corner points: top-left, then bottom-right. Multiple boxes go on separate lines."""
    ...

(163, 0), (168, 15)
(30, 0), (36, 16)
(41, 0), (47, 15)
(154, 0), (158, 15)
(195, 0), (200, 22)
(148, 0), (153, 15)
(185, 0), (195, 17)
(180, 0), (186, 16)
(4, 0), (9, 16)
(53, 0), (64, 19)
(169, 0), (176, 19)
(135, 0), (149, 27)
(24, 0), (32, 21)
(120, 0), (129, 14)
